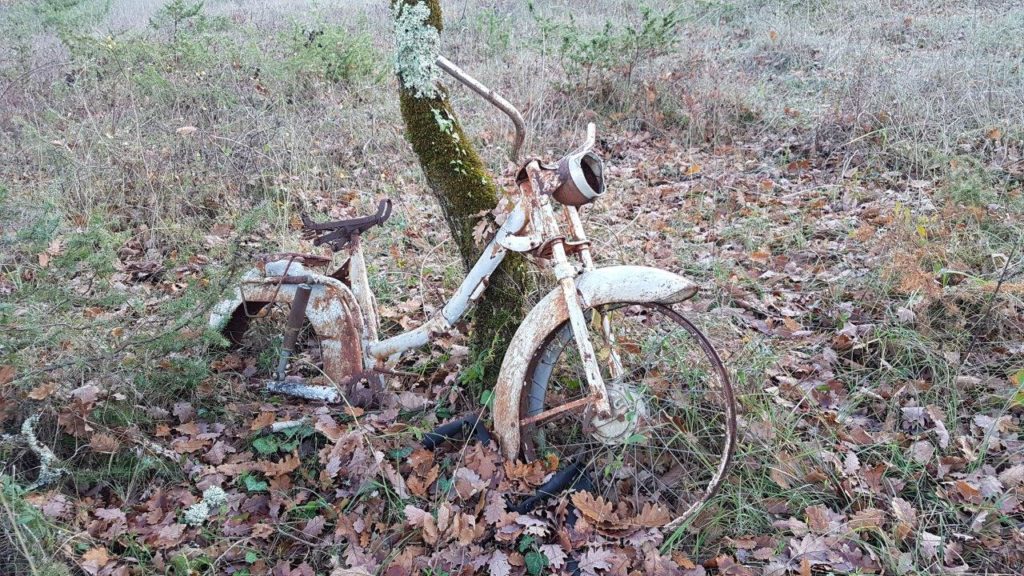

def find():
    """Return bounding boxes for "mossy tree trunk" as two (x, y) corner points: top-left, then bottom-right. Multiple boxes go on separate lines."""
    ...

(391, 0), (530, 391)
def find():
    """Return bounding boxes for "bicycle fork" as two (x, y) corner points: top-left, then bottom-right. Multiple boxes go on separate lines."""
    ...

(552, 243), (613, 417)
(527, 163), (613, 418)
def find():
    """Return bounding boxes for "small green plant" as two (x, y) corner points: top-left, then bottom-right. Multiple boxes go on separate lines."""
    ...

(471, 8), (513, 57)
(531, 2), (682, 87)
(251, 423), (315, 456)
(150, 0), (206, 41)
(518, 535), (549, 575)
(285, 25), (378, 85)
(942, 157), (1001, 207)
(239, 472), (268, 493)
(36, 0), (110, 33)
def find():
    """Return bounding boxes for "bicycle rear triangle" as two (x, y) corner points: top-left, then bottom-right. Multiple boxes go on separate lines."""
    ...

(210, 54), (736, 529)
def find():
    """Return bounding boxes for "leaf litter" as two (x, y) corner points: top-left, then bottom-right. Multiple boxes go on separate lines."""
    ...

(3, 129), (1022, 575)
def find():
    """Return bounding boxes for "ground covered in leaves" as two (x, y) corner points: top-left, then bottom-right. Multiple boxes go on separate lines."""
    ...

(2, 1), (1023, 575)
(4, 127), (1023, 575)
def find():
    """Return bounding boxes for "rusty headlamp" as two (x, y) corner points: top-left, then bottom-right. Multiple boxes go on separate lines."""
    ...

(552, 150), (605, 207)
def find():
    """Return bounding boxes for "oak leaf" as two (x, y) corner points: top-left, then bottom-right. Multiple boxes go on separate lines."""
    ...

(314, 416), (345, 443)
(89, 433), (121, 454)
(0, 365), (14, 387)
(303, 516), (326, 539)
(539, 544), (567, 569)
(578, 549), (617, 576)
(71, 383), (101, 405)
(250, 411), (276, 431)
(891, 497), (917, 541)
(571, 491), (615, 525)
(632, 502), (671, 528)
(488, 550), (511, 576)
(27, 382), (56, 400)
(154, 523), (186, 548)
(405, 505), (438, 545)
(484, 490), (509, 525)
(848, 507), (885, 530)
(453, 467), (486, 500)
(998, 464), (1024, 488)
(804, 505), (831, 534)
(81, 547), (110, 575)
(407, 464), (439, 498)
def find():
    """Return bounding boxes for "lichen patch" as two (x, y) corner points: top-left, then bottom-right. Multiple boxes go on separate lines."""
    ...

(392, 1), (441, 99)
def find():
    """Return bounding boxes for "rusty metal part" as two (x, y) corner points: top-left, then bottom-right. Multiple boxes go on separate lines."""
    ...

(512, 302), (736, 532)
(275, 284), (312, 382)
(552, 151), (605, 207)
(257, 252), (333, 268)
(302, 199), (392, 252)
(515, 158), (558, 188)
(532, 237), (591, 260)
(210, 262), (366, 391)
(518, 395), (595, 428)
(491, 265), (700, 460)
(562, 206), (595, 272)
(435, 55), (525, 163)
(253, 275), (314, 285)
(366, 206), (528, 363)
(346, 235), (380, 360)
(523, 160), (611, 417)
(587, 381), (648, 444)
(264, 369), (384, 406)
(244, 255), (302, 320)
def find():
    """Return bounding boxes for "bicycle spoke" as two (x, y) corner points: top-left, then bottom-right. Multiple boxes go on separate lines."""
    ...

(519, 303), (736, 526)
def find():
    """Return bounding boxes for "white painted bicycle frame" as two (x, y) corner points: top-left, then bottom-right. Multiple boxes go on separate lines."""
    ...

(210, 124), (701, 454)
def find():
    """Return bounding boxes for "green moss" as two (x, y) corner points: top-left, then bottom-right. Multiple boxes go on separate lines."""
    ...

(392, 0), (530, 390)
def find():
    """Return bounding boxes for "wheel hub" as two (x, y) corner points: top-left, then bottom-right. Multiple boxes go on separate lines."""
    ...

(588, 381), (648, 445)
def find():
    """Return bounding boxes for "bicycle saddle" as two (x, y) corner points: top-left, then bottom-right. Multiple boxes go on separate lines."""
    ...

(301, 198), (392, 252)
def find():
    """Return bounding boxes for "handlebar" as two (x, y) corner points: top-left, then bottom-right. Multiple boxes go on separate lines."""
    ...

(435, 55), (526, 164)
(571, 123), (597, 156)
(433, 55), (599, 171)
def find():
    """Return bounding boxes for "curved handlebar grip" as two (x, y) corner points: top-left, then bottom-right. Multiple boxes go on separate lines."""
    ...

(377, 198), (393, 223)
(435, 55), (526, 163)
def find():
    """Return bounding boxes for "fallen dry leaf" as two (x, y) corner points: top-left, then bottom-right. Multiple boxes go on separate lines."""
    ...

(27, 382), (56, 400)
(89, 432), (121, 454)
(571, 491), (615, 525)
(81, 547), (110, 575)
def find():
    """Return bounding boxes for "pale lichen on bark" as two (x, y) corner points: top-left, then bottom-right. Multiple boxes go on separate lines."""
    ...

(391, 1), (441, 99)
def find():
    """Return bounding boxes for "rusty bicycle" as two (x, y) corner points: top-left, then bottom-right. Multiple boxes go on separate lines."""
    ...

(210, 56), (736, 528)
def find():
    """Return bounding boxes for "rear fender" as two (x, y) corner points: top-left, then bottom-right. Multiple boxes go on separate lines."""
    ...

(209, 265), (365, 385)
(492, 265), (698, 459)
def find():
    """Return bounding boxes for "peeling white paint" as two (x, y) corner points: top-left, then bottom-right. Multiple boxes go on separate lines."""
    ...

(266, 380), (341, 403)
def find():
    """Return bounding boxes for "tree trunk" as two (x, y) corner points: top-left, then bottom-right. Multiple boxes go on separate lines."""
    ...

(391, 0), (530, 392)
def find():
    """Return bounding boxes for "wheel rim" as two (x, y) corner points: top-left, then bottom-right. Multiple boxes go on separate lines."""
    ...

(519, 303), (736, 526)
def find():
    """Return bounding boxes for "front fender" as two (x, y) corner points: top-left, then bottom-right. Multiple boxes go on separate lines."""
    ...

(492, 265), (697, 459)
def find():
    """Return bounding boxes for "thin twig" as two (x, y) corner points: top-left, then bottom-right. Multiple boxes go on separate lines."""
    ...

(957, 235), (1021, 371)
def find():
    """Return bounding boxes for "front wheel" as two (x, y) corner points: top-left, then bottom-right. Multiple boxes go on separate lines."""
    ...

(519, 303), (736, 526)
